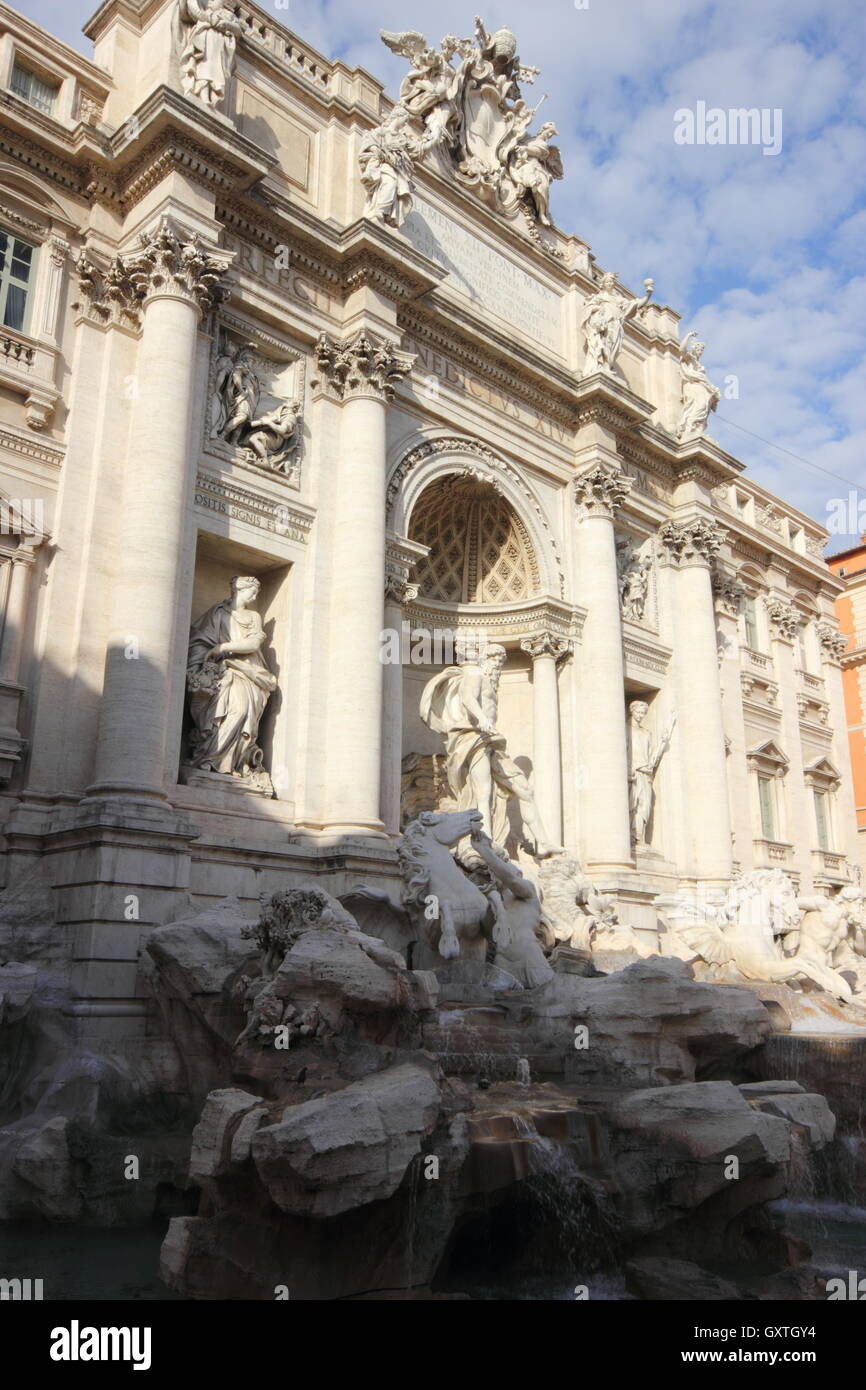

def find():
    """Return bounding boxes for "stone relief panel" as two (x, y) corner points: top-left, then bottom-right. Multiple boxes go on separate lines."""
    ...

(615, 531), (655, 629)
(205, 321), (305, 486)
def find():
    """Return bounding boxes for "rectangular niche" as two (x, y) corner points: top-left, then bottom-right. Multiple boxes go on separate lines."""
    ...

(182, 532), (295, 811)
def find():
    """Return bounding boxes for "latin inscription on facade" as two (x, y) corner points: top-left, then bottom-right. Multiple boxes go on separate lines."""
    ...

(402, 199), (562, 354)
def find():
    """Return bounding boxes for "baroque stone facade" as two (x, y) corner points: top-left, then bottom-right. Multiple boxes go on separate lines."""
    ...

(0, 0), (859, 1037)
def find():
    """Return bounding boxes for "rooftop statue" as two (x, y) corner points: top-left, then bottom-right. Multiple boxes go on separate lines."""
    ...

(177, 0), (240, 111)
(379, 17), (560, 229)
(675, 331), (721, 441)
(581, 273), (654, 377)
(359, 105), (431, 228)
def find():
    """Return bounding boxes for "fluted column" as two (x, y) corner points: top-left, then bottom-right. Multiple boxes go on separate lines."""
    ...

(315, 331), (414, 835)
(520, 631), (570, 846)
(659, 517), (732, 882)
(573, 463), (633, 869)
(89, 218), (231, 800)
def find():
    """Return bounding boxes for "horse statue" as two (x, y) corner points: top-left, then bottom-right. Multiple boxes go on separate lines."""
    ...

(347, 808), (554, 988)
(398, 808), (496, 961)
(664, 868), (853, 1002)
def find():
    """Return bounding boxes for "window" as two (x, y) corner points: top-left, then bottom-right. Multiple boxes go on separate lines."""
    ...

(10, 62), (58, 116)
(804, 758), (840, 853)
(813, 790), (830, 850)
(758, 775), (776, 840)
(0, 230), (36, 334)
(744, 595), (760, 651)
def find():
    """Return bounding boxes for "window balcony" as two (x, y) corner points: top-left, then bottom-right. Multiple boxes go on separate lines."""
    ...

(811, 849), (847, 879)
(753, 837), (793, 865)
(795, 667), (825, 694)
(0, 326), (59, 430)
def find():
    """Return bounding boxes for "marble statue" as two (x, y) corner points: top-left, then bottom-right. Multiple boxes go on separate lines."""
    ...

(505, 121), (563, 226)
(221, 345), (260, 445)
(661, 870), (854, 1002)
(380, 18), (559, 228)
(380, 29), (462, 146)
(627, 700), (675, 847)
(616, 536), (651, 623)
(359, 105), (429, 228)
(675, 331), (721, 441)
(245, 399), (302, 474)
(210, 340), (302, 475)
(185, 575), (277, 790)
(468, 825), (554, 988)
(538, 853), (651, 955)
(420, 641), (562, 858)
(178, 0), (240, 110)
(580, 273), (654, 376)
(398, 808), (498, 961)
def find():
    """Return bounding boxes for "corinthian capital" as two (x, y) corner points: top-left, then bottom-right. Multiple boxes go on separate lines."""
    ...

(313, 331), (414, 402)
(573, 463), (632, 519)
(657, 517), (725, 566)
(764, 597), (800, 642)
(816, 620), (848, 662)
(124, 217), (232, 314)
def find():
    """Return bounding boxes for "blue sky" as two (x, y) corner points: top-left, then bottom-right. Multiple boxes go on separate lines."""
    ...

(16, 0), (866, 551)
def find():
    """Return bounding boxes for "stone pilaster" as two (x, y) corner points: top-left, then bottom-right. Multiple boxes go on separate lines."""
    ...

(520, 631), (570, 847)
(313, 331), (414, 835)
(818, 617), (860, 872)
(764, 594), (810, 885)
(573, 462), (633, 870)
(658, 517), (732, 882)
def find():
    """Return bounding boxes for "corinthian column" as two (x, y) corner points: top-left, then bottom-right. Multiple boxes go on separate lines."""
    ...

(89, 218), (231, 800)
(315, 331), (414, 836)
(658, 517), (732, 882)
(573, 463), (633, 870)
(520, 631), (570, 847)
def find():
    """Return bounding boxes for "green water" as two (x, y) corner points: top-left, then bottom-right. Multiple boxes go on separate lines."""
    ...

(0, 1223), (181, 1301)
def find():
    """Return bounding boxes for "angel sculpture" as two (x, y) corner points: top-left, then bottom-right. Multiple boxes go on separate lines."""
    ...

(178, 0), (240, 110)
(507, 121), (563, 226)
(675, 331), (721, 441)
(380, 29), (461, 147)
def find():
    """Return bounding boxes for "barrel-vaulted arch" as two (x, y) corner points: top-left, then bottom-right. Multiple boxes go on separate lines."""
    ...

(386, 433), (565, 600)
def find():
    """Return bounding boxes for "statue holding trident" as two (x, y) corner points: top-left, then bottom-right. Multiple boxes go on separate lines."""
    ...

(627, 699), (676, 847)
(420, 641), (562, 859)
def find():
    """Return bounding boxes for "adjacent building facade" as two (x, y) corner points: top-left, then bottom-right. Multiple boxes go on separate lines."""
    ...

(828, 539), (866, 877)
(0, 0), (858, 1036)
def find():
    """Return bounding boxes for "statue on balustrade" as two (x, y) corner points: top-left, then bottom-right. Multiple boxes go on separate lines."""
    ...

(420, 641), (562, 859)
(359, 105), (431, 228)
(177, 0), (240, 111)
(581, 273), (654, 376)
(675, 331), (721, 440)
(184, 575), (277, 793)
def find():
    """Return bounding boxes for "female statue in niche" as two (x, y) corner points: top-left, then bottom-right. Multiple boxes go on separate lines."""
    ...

(185, 575), (277, 789)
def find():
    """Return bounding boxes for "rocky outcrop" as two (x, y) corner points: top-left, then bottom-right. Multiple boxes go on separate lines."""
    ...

(252, 1062), (441, 1217)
